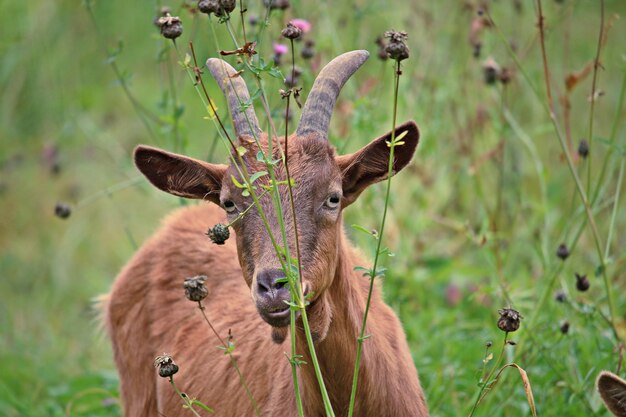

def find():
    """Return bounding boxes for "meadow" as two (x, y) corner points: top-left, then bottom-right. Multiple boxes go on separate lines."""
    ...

(1, 0), (625, 416)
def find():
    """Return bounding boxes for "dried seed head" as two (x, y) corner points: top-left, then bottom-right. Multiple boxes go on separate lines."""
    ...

(486, 341), (493, 348)
(184, 275), (209, 302)
(384, 30), (409, 61)
(499, 67), (512, 84)
(556, 243), (570, 260)
(54, 202), (72, 219)
(578, 139), (589, 159)
(554, 290), (567, 303)
(473, 42), (482, 58)
(154, 354), (179, 378)
(301, 40), (315, 59)
(575, 273), (590, 292)
(198, 0), (219, 14)
(497, 308), (522, 333)
(375, 36), (389, 61)
(285, 66), (302, 88)
(560, 321), (570, 334)
(220, 0), (236, 13)
(281, 22), (302, 40)
(206, 223), (230, 245)
(153, 6), (172, 27)
(263, 0), (290, 10)
(157, 14), (183, 40)
(483, 58), (500, 85)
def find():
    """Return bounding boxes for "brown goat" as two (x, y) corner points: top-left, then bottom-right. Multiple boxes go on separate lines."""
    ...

(105, 50), (429, 416)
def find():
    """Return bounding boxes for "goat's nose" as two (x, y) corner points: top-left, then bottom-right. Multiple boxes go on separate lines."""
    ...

(256, 269), (288, 299)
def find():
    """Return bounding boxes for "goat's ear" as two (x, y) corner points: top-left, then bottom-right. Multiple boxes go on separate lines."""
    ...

(134, 145), (227, 204)
(336, 120), (419, 207)
(597, 371), (626, 417)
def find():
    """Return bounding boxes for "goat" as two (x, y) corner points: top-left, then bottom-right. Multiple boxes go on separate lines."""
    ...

(598, 371), (626, 417)
(105, 50), (429, 416)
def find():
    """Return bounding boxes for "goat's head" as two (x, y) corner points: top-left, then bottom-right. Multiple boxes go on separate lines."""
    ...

(134, 50), (420, 341)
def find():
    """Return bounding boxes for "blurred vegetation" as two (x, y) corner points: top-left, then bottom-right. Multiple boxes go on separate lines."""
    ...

(1, 0), (625, 416)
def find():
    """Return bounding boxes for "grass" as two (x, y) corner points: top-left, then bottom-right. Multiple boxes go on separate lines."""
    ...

(1, 0), (626, 416)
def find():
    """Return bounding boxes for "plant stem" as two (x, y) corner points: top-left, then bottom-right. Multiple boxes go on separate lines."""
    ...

(468, 332), (509, 417)
(197, 302), (261, 417)
(347, 59), (402, 417)
(586, 0), (605, 197)
(169, 377), (203, 417)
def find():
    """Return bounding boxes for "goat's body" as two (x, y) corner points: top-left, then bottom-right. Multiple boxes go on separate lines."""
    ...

(106, 203), (427, 416)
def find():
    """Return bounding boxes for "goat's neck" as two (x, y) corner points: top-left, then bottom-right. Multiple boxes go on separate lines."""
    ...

(297, 230), (385, 415)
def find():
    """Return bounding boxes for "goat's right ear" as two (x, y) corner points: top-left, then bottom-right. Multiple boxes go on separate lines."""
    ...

(134, 145), (227, 204)
(597, 371), (626, 417)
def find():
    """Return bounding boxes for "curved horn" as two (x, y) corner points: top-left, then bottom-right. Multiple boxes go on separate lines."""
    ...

(206, 58), (261, 138)
(296, 50), (369, 138)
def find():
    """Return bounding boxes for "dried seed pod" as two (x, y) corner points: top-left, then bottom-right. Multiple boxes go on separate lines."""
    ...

(206, 223), (230, 245)
(220, 0), (236, 13)
(198, 0), (220, 14)
(578, 139), (589, 159)
(560, 321), (570, 334)
(483, 58), (500, 85)
(154, 354), (179, 378)
(281, 22), (302, 40)
(497, 308), (522, 333)
(184, 275), (209, 302)
(554, 290), (567, 303)
(575, 273), (590, 292)
(263, 0), (290, 10)
(556, 243), (570, 260)
(54, 202), (72, 219)
(157, 15), (183, 40)
(384, 30), (409, 62)
(301, 40), (315, 59)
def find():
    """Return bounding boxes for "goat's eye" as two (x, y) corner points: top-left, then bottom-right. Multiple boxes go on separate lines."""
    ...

(325, 194), (341, 209)
(223, 200), (236, 213)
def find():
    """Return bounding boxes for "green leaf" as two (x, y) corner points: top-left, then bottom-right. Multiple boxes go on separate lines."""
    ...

(190, 399), (215, 413)
(351, 224), (375, 237)
(249, 170), (268, 184)
(230, 175), (245, 189)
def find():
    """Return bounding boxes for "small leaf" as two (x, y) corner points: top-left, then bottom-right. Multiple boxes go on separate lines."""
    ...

(236, 146), (248, 156)
(230, 175), (245, 189)
(190, 399), (215, 413)
(249, 170), (268, 184)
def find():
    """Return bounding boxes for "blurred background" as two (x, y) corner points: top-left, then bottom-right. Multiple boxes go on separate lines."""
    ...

(1, 0), (625, 415)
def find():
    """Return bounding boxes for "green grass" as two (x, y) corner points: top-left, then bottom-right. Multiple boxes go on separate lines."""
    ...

(1, 0), (626, 416)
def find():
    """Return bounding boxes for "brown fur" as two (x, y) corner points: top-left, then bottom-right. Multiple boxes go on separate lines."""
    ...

(598, 371), (626, 417)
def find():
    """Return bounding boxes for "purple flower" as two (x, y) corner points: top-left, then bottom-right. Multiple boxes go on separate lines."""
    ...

(273, 43), (288, 55)
(291, 18), (311, 33)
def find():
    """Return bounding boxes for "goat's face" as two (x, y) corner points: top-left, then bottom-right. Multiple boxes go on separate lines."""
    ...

(134, 50), (420, 341)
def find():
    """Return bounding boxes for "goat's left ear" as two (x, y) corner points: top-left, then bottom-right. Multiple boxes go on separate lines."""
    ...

(336, 120), (419, 206)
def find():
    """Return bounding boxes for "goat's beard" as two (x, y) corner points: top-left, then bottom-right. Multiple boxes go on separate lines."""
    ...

(269, 294), (333, 344)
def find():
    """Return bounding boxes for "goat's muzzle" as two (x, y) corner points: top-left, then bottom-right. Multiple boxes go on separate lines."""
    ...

(255, 268), (294, 327)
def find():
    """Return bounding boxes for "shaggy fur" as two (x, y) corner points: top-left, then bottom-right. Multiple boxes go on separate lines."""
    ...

(598, 371), (626, 417)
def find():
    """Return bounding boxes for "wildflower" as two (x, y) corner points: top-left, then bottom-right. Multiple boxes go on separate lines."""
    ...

(560, 321), (570, 334)
(184, 275), (209, 302)
(497, 308), (522, 333)
(281, 22), (302, 40)
(578, 139), (589, 159)
(301, 40), (315, 59)
(273, 43), (288, 56)
(54, 202), (72, 219)
(206, 223), (230, 245)
(157, 14), (183, 40)
(290, 18), (311, 33)
(575, 273), (590, 292)
(154, 354), (179, 378)
(556, 243), (570, 260)
(384, 30), (409, 61)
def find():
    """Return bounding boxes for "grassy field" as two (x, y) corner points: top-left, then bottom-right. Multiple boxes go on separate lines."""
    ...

(1, 0), (626, 416)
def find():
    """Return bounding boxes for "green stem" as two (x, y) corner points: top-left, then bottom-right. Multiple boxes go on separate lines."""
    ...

(347, 59), (401, 417)
(169, 377), (203, 417)
(467, 333), (509, 417)
(585, 0), (605, 197)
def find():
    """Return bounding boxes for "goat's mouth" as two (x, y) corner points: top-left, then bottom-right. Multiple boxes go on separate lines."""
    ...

(256, 290), (310, 328)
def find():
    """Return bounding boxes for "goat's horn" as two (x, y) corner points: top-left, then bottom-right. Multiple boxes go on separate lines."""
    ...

(295, 50), (369, 138)
(206, 58), (261, 138)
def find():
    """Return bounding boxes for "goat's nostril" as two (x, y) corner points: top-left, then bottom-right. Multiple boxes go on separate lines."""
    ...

(256, 268), (287, 297)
